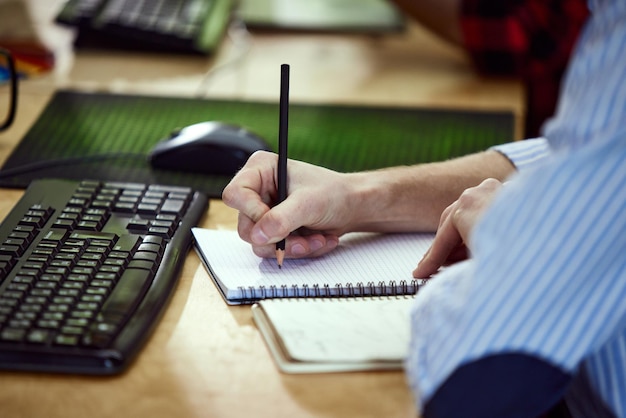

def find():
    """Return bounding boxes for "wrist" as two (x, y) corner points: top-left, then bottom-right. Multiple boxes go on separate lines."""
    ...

(343, 168), (424, 232)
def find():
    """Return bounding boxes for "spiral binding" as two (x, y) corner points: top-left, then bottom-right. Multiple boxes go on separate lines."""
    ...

(238, 280), (420, 302)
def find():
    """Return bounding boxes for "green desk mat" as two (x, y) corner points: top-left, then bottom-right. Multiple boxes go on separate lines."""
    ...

(0, 90), (514, 198)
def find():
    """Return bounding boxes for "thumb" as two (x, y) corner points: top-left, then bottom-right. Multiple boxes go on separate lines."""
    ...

(249, 197), (305, 245)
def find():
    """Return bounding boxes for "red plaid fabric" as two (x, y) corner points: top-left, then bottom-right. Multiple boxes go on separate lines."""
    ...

(460, 0), (589, 137)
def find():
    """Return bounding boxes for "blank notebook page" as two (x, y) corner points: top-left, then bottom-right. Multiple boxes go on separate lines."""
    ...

(259, 296), (417, 363)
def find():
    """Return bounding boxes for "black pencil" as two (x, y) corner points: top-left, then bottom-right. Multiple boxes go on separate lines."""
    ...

(276, 64), (290, 268)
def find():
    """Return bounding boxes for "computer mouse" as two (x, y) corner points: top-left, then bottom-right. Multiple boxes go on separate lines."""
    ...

(149, 121), (271, 176)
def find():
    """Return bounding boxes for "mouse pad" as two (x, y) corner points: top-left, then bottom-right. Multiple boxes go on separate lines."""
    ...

(0, 90), (514, 198)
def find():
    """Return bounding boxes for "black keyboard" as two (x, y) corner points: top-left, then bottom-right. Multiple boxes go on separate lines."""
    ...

(56, 0), (233, 55)
(0, 179), (208, 374)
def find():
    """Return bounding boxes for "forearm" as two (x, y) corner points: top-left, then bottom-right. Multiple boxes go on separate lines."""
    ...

(391, 0), (463, 44)
(344, 150), (514, 233)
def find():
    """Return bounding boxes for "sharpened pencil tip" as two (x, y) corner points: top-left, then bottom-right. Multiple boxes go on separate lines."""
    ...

(276, 248), (285, 269)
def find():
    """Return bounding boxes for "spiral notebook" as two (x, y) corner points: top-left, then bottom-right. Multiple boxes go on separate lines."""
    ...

(192, 228), (433, 305)
(252, 295), (416, 373)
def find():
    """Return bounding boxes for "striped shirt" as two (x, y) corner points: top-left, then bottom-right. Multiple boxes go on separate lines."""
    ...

(406, 1), (626, 416)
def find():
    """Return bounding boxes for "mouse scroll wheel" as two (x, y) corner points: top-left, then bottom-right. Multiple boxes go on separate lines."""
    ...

(169, 128), (183, 139)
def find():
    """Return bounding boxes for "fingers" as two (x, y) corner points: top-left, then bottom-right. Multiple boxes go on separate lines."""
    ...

(413, 204), (463, 278)
(247, 189), (337, 246)
(413, 178), (503, 278)
(224, 151), (281, 244)
(250, 233), (340, 260)
(222, 151), (277, 223)
(247, 196), (300, 245)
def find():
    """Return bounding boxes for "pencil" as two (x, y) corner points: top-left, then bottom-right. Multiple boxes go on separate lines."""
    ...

(276, 64), (290, 268)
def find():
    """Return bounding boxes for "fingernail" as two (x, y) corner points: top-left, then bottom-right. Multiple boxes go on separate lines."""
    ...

(251, 228), (269, 244)
(310, 239), (324, 252)
(292, 243), (306, 256)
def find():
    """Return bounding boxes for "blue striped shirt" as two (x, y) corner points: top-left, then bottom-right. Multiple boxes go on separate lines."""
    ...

(406, 1), (626, 416)
(491, 137), (550, 172)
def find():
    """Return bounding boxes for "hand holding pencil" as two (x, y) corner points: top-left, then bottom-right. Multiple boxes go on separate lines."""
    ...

(223, 64), (342, 264)
(222, 65), (383, 263)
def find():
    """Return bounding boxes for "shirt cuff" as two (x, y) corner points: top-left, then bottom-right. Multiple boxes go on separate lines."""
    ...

(490, 138), (551, 171)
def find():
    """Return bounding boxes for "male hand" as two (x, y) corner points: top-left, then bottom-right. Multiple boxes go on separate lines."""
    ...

(222, 151), (354, 260)
(413, 178), (504, 278)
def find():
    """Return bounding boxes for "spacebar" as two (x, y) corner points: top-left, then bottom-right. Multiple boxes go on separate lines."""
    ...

(100, 268), (154, 323)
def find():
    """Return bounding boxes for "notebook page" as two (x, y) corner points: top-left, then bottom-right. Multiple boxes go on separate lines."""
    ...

(192, 228), (433, 301)
(258, 296), (416, 364)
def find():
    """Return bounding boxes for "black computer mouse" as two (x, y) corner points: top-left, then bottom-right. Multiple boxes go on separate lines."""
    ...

(149, 121), (271, 176)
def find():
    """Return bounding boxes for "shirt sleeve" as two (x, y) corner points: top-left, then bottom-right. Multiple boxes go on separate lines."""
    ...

(490, 137), (551, 171)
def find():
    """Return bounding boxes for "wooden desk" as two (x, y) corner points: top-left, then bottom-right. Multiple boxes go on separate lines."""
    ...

(0, 3), (523, 417)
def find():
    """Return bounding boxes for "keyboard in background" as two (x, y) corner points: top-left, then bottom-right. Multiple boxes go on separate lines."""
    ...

(55, 0), (233, 55)
(238, 0), (405, 34)
(0, 178), (208, 374)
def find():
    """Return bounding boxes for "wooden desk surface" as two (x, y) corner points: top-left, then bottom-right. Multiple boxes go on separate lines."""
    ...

(0, 3), (523, 417)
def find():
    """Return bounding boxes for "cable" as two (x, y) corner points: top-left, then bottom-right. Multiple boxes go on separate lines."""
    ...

(0, 20), (253, 182)
(0, 47), (18, 131)
(196, 15), (253, 97)
(0, 152), (148, 180)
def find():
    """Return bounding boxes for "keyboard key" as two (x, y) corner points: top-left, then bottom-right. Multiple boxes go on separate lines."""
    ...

(3, 238), (26, 251)
(127, 218), (150, 231)
(20, 216), (46, 228)
(27, 329), (54, 344)
(70, 231), (118, 241)
(112, 235), (140, 252)
(127, 259), (156, 272)
(148, 227), (171, 238)
(53, 218), (77, 229)
(138, 243), (162, 255)
(55, 334), (79, 346)
(99, 267), (153, 322)
(133, 251), (159, 264)
(1, 328), (26, 342)
(137, 203), (159, 214)
(0, 244), (20, 256)
(160, 198), (185, 214)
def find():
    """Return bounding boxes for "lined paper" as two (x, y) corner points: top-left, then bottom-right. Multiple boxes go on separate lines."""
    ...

(192, 228), (433, 304)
